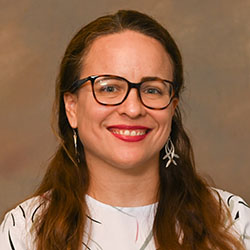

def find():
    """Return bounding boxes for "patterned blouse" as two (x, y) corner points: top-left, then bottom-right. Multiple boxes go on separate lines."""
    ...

(0, 189), (249, 249)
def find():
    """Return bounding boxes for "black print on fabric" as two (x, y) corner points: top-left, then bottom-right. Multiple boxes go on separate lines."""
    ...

(227, 195), (250, 220)
(227, 194), (234, 206)
(10, 213), (15, 227)
(31, 203), (43, 223)
(86, 215), (102, 224)
(239, 201), (250, 208)
(8, 230), (16, 250)
(234, 211), (240, 220)
(19, 205), (26, 219)
(82, 242), (92, 250)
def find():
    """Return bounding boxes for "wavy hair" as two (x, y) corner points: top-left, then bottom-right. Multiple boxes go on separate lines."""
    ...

(32, 10), (244, 249)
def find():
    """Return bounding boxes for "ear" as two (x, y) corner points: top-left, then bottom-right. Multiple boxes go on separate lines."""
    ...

(171, 97), (179, 115)
(64, 92), (78, 128)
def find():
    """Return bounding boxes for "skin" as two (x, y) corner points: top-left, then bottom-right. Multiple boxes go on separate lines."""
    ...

(64, 30), (178, 206)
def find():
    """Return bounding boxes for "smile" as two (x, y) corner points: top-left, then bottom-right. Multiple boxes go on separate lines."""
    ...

(107, 125), (151, 142)
(112, 129), (146, 136)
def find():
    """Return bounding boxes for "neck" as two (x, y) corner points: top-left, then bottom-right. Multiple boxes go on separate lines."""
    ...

(86, 157), (159, 207)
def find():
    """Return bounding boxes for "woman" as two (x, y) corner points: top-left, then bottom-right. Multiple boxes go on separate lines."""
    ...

(0, 10), (249, 250)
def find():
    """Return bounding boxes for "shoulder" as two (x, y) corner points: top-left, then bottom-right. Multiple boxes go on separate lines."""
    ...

(213, 188), (250, 221)
(0, 196), (46, 250)
(1, 195), (46, 229)
(212, 188), (250, 247)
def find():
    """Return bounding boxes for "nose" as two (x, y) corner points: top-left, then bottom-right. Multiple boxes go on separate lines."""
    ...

(117, 88), (146, 118)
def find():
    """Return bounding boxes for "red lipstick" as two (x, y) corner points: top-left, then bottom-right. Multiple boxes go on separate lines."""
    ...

(107, 125), (151, 142)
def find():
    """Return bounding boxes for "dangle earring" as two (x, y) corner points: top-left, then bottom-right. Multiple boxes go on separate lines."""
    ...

(163, 137), (179, 168)
(73, 129), (80, 163)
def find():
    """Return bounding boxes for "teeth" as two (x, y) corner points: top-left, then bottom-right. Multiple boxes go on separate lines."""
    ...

(131, 131), (136, 136)
(111, 129), (147, 136)
(124, 130), (130, 136)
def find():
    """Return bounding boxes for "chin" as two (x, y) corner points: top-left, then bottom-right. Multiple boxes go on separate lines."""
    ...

(110, 157), (153, 172)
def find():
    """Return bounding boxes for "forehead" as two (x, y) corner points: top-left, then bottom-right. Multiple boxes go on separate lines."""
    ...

(81, 30), (173, 81)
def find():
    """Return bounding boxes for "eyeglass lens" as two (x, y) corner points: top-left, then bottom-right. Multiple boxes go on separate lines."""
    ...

(93, 76), (173, 109)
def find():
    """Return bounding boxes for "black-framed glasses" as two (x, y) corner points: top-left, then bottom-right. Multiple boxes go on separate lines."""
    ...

(69, 75), (177, 110)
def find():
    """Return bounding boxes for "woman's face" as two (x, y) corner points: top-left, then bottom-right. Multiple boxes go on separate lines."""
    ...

(64, 30), (178, 172)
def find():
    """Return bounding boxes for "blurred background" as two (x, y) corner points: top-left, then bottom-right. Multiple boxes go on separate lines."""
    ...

(0, 0), (250, 216)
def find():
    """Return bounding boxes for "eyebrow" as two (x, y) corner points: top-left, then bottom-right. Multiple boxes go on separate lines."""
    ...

(140, 76), (165, 82)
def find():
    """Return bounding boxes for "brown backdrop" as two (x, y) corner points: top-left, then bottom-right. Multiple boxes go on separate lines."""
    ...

(1, 0), (250, 216)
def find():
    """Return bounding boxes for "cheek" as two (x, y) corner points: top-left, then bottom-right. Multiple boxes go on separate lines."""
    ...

(75, 98), (114, 139)
(154, 109), (174, 129)
(152, 110), (174, 149)
(161, 104), (176, 130)
(76, 109), (101, 146)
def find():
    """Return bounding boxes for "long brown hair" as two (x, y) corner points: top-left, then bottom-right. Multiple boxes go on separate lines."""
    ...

(33, 10), (244, 249)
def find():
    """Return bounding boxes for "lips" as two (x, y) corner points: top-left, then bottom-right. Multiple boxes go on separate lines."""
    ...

(107, 125), (151, 142)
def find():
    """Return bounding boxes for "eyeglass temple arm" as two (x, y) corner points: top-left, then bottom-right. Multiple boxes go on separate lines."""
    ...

(68, 77), (93, 92)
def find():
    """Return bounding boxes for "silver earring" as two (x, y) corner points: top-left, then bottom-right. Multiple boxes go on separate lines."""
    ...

(163, 137), (179, 168)
(73, 129), (80, 163)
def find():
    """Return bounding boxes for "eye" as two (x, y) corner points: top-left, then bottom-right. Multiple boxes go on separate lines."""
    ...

(95, 77), (126, 95)
(100, 85), (118, 93)
(95, 81), (124, 95)
(143, 87), (163, 95)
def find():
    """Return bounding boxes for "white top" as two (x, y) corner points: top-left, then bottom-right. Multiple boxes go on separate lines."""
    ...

(0, 189), (250, 249)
